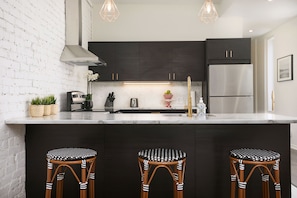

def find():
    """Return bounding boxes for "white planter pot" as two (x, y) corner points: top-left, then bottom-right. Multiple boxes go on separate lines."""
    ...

(29, 105), (44, 117)
(51, 104), (58, 115)
(44, 105), (51, 116)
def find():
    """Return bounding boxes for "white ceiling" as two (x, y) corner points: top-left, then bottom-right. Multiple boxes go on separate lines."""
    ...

(92, 0), (297, 37)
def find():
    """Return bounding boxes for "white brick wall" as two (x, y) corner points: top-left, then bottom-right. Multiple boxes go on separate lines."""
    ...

(0, 0), (92, 197)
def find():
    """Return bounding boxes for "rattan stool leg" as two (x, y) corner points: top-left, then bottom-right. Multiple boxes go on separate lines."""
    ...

(230, 159), (237, 198)
(261, 168), (270, 198)
(138, 159), (149, 198)
(176, 160), (184, 198)
(141, 165), (149, 198)
(274, 160), (281, 198)
(88, 160), (96, 198)
(56, 167), (65, 198)
(80, 160), (87, 198)
(172, 165), (178, 198)
(238, 163), (246, 198)
(45, 160), (53, 198)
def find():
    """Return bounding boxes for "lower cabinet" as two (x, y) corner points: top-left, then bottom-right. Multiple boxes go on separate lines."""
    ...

(89, 41), (205, 81)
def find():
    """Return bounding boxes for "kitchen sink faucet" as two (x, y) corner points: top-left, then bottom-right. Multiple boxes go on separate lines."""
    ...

(187, 76), (192, 117)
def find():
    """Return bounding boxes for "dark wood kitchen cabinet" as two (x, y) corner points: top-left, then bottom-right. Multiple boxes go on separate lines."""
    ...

(206, 38), (251, 64)
(171, 41), (205, 81)
(89, 42), (139, 81)
(88, 42), (116, 81)
(139, 41), (205, 81)
(89, 41), (205, 81)
(138, 42), (173, 81)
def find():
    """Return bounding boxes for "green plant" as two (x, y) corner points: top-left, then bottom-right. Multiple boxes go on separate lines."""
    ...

(164, 90), (172, 94)
(42, 96), (52, 105)
(86, 94), (92, 101)
(48, 95), (56, 104)
(31, 97), (43, 105)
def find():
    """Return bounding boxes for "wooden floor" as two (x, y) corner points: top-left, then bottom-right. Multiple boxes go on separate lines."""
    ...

(292, 149), (297, 187)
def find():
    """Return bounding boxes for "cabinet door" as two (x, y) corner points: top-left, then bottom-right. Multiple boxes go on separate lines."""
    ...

(88, 42), (116, 81)
(114, 42), (139, 81)
(171, 41), (205, 81)
(139, 42), (173, 81)
(206, 38), (251, 64)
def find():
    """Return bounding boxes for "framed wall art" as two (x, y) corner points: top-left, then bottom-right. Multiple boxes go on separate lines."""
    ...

(277, 54), (293, 82)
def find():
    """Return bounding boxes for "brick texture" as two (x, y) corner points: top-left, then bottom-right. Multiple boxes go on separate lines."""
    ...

(0, 0), (92, 197)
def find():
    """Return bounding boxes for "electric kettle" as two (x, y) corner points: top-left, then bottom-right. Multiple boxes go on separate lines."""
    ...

(130, 98), (138, 108)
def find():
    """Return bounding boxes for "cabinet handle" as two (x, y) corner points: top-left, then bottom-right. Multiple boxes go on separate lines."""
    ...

(230, 50), (233, 58)
(116, 73), (119, 80)
(112, 73), (114, 80)
(173, 73), (176, 80)
(225, 50), (228, 58)
(168, 73), (171, 80)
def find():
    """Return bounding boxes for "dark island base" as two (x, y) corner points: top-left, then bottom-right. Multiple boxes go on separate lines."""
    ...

(26, 124), (291, 198)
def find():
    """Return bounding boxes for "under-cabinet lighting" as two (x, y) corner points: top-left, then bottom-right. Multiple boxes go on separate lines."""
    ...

(123, 82), (171, 85)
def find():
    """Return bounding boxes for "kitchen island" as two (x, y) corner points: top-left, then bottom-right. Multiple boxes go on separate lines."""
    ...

(5, 112), (297, 198)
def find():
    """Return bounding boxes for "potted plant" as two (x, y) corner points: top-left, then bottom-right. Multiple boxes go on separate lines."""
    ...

(48, 95), (58, 115)
(163, 90), (173, 99)
(84, 94), (93, 111)
(29, 97), (44, 117)
(42, 96), (52, 116)
(85, 70), (99, 111)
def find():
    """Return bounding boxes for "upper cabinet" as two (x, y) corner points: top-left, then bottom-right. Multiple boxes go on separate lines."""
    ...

(88, 42), (139, 81)
(138, 41), (205, 81)
(89, 41), (205, 81)
(206, 38), (251, 64)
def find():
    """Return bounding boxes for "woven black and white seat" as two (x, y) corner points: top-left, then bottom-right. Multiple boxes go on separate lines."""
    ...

(47, 148), (97, 161)
(45, 148), (97, 198)
(229, 148), (281, 198)
(138, 148), (187, 198)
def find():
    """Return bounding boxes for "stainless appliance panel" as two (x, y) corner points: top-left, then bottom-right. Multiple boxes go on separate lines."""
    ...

(209, 64), (253, 96)
(209, 96), (254, 113)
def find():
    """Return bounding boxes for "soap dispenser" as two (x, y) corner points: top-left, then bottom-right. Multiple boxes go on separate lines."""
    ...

(197, 97), (206, 116)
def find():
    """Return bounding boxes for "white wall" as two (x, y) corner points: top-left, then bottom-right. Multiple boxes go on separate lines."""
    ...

(92, 3), (243, 41)
(0, 0), (92, 197)
(254, 16), (297, 149)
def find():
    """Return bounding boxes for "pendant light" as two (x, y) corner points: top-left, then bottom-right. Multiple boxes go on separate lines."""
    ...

(99, 0), (120, 22)
(199, 0), (218, 24)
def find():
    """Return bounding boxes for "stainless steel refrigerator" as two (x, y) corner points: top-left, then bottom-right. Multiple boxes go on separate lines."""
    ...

(208, 64), (254, 113)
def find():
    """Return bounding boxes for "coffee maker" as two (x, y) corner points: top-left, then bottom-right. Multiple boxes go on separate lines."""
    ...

(66, 91), (86, 111)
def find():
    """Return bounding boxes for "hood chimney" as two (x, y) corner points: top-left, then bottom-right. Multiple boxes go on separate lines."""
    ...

(60, 0), (106, 66)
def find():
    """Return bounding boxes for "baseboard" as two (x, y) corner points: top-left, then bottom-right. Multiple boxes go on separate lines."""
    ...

(292, 144), (297, 151)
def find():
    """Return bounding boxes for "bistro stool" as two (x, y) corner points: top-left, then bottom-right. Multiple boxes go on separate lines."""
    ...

(45, 148), (97, 198)
(229, 148), (281, 198)
(138, 148), (187, 198)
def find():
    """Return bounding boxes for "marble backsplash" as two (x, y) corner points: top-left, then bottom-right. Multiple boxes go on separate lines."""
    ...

(90, 81), (203, 110)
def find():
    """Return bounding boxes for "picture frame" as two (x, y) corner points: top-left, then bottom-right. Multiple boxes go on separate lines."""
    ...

(277, 54), (293, 82)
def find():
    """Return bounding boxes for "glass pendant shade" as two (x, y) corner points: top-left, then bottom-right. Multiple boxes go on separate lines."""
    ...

(199, 0), (218, 24)
(100, 0), (120, 22)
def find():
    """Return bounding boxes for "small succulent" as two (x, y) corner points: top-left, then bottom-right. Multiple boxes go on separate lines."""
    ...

(48, 95), (57, 104)
(42, 96), (52, 105)
(31, 97), (43, 105)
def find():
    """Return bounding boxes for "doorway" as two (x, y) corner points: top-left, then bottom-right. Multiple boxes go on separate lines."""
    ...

(266, 36), (274, 112)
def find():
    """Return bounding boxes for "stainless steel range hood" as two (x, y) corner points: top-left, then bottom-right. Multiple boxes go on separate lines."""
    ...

(60, 0), (106, 66)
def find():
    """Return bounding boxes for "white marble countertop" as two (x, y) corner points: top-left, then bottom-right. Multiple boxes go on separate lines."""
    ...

(5, 112), (297, 124)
